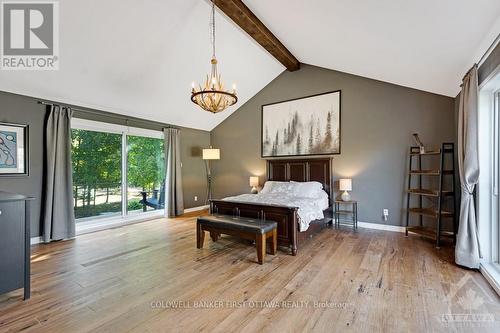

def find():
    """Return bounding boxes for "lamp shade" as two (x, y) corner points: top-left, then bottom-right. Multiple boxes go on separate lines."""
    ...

(202, 148), (220, 160)
(249, 176), (259, 187)
(339, 178), (352, 191)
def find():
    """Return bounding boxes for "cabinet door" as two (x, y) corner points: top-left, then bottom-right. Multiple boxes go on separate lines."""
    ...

(0, 201), (25, 294)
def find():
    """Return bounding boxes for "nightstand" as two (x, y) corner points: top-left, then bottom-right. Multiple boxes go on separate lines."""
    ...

(334, 200), (358, 230)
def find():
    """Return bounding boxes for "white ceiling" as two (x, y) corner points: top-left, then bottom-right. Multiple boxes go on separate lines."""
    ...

(0, 0), (284, 131)
(246, 0), (500, 97)
(0, 0), (499, 131)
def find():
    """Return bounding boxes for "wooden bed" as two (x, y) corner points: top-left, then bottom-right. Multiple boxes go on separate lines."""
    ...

(210, 158), (333, 256)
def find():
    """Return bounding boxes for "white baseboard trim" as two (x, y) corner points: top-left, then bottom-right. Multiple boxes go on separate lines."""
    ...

(184, 205), (209, 213)
(357, 221), (406, 233)
(335, 218), (405, 233)
(31, 236), (42, 245)
(480, 263), (500, 296)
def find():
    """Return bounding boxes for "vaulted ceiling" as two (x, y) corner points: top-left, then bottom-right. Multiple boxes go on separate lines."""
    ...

(246, 0), (500, 97)
(0, 0), (499, 131)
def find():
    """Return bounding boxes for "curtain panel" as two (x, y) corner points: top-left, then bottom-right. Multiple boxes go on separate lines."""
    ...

(42, 105), (75, 242)
(456, 65), (481, 268)
(164, 128), (184, 217)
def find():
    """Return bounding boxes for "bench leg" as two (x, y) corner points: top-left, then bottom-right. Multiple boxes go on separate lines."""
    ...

(256, 234), (265, 264)
(270, 229), (277, 255)
(197, 223), (205, 249)
(210, 232), (220, 242)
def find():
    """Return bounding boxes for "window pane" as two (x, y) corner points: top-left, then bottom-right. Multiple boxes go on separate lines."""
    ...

(71, 129), (122, 221)
(127, 135), (165, 215)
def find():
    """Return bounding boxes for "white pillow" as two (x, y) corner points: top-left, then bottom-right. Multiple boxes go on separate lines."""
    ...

(260, 181), (294, 194)
(260, 181), (279, 194)
(290, 181), (324, 198)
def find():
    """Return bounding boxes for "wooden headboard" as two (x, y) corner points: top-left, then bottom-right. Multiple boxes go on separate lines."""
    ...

(267, 158), (333, 198)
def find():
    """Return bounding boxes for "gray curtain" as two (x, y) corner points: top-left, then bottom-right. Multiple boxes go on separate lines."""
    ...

(42, 106), (75, 242)
(164, 128), (184, 217)
(456, 65), (480, 268)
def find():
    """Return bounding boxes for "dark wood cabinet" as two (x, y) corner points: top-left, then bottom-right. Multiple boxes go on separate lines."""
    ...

(0, 191), (32, 299)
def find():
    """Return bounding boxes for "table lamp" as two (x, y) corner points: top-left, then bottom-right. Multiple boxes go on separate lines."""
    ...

(339, 178), (352, 201)
(249, 176), (259, 194)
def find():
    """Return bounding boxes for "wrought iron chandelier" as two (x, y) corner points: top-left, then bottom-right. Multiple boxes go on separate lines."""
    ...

(191, 1), (237, 113)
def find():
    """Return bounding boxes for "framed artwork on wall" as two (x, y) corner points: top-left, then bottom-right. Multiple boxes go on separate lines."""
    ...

(0, 122), (29, 176)
(261, 90), (341, 158)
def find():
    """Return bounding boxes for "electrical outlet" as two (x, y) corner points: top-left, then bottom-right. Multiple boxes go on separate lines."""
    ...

(383, 209), (389, 216)
(194, 196), (198, 201)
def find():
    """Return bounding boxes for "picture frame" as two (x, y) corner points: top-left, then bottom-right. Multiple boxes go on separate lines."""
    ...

(261, 90), (341, 158)
(0, 122), (29, 176)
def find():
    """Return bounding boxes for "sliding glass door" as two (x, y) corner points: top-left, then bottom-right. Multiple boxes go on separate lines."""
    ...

(71, 119), (166, 224)
(127, 135), (165, 215)
(72, 129), (122, 221)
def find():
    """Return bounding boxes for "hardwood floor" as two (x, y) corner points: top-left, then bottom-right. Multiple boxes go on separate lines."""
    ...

(0, 211), (499, 332)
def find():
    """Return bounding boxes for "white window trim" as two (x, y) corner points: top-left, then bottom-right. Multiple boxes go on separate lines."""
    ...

(71, 117), (167, 233)
(478, 65), (500, 295)
(72, 118), (163, 139)
(76, 210), (165, 236)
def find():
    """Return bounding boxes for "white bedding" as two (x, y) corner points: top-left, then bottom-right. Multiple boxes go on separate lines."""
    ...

(222, 191), (329, 232)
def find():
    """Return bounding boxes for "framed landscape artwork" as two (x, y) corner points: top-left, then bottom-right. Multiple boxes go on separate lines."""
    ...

(261, 90), (341, 157)
(0, 122), (28, 175)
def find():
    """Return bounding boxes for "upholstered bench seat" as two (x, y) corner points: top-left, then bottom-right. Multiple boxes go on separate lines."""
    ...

(196, 215), (278, 264)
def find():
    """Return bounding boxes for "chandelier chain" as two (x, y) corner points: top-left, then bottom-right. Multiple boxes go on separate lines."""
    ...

(210, 1), (216, 58)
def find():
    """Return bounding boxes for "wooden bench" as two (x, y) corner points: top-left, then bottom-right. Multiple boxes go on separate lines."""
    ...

(196, 215), (278, 264)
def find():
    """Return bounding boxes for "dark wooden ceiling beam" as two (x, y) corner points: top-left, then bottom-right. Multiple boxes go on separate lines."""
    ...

(213, 0), (300, 71)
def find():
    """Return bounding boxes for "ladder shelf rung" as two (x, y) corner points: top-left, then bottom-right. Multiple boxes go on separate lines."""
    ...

(406, 226), (454, 240)
(408, 208), (453, 218)
(409, 149), (454, 155)
(409, 170), (453, 176)
(410, 150), (441, 156)
(407, 189), (454, 197)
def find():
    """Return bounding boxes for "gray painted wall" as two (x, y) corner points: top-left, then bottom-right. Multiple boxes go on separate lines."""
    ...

(0, 92), (45, 237)
(0, 91), (210, 237)
(211, 64), (455, 226)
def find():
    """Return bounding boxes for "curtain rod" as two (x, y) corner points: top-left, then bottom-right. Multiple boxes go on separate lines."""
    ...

(37, 100), (178, 129)
(461, 32), (500, 82)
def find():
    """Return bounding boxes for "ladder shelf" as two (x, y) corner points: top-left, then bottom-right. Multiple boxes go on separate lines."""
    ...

(405, 142), (457, 248)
